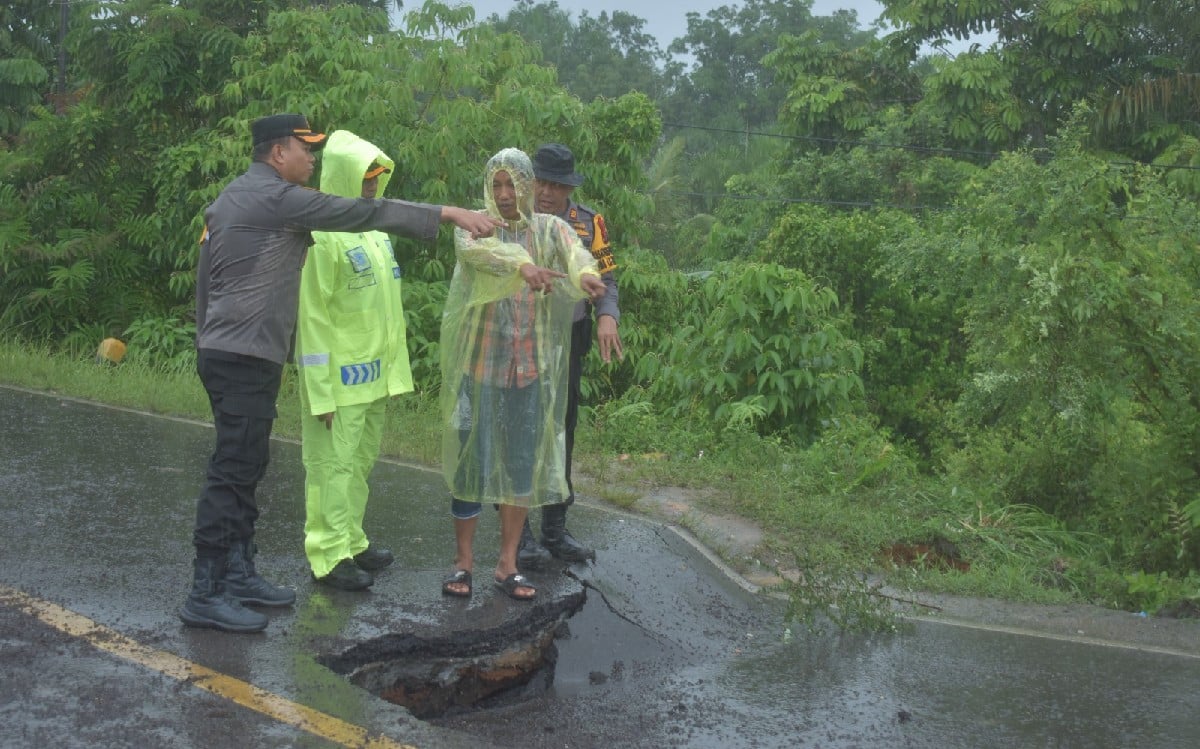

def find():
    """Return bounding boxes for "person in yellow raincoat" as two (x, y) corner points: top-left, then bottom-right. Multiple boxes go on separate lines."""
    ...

(296, 130), (411, 591)
(440, 148), (606, 601)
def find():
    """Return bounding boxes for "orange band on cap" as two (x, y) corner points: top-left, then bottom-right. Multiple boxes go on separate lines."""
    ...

(363, 164), (390, 180)
(292, 129), (326, 145)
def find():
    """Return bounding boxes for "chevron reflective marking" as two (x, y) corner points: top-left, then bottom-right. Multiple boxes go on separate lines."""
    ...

(341, 359), (381, 386)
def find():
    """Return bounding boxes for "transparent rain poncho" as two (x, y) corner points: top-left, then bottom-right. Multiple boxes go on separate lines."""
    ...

(440, 148), (601, 507)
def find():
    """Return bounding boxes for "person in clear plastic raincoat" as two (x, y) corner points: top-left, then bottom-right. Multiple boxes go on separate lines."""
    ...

(440, 148), (606, 601)
(296, 130), (409, 592)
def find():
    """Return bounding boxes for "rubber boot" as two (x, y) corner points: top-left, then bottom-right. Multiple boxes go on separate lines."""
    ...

(313, 558), (374, 591)
(353, 545), (394, 571)
(517, 517), (553, 570)
(224, 540), (296, 607)
(179, 556), (268, 633)
(540, 503), (595, 562)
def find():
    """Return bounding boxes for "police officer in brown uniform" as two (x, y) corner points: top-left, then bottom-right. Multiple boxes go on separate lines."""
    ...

(519, 143), (623, 567)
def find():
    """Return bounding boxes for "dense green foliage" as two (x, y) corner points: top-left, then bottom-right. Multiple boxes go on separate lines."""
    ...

(893, 123), (1200, 579)
(624, 257), (863, 439)
(0, 2), (62, 137)
(0, 0), (658, 356)
(1, 0), (1198, 614)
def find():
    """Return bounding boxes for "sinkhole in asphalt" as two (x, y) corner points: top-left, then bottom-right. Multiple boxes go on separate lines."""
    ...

(317, 586), (587, 718)
(316, 575), (673, 719)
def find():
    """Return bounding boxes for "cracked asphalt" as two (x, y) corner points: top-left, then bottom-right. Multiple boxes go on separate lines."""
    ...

(1, 385), (1198, 749)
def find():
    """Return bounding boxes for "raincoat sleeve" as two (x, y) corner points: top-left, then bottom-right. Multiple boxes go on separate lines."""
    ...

(547, 216), (601, 296)
(451, 225), (534, 306)
(295, 233), (339, 416)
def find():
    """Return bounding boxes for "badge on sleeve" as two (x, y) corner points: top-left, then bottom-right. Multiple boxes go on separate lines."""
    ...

(591, 214), (616, 272)
(594, 214), (610, 246)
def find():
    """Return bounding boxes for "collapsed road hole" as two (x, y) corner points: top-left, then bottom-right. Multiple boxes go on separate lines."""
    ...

(317, 588), (587, 718)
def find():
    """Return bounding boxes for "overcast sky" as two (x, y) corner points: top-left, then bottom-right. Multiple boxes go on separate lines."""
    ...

(437, 1), (890, 53)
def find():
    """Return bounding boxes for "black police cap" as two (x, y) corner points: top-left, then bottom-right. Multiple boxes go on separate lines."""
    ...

(251, 114), (326, 149)
(532, 143), (584, 186)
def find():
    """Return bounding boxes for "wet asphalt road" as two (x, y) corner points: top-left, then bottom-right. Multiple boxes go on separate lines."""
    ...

(0, 384), (1198, 749)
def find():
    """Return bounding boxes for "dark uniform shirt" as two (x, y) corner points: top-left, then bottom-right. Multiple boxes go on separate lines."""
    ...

(559, 201), (619, 323)
(197, 162), (442, 364)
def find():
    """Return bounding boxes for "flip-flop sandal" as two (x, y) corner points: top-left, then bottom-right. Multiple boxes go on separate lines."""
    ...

(494, 572), (537, 601)
(442, 569), (472, 598)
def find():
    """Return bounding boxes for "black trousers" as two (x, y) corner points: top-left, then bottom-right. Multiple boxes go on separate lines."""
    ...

(193, 349), (282, 558)
(563, 316), (593, 505)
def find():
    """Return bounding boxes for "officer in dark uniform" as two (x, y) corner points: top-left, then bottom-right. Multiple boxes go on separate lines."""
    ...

(184, 113), (501, 633)
(519, 143), (623, 567)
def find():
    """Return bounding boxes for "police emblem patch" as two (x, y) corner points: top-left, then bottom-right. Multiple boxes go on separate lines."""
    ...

(346, 247), (371, 273)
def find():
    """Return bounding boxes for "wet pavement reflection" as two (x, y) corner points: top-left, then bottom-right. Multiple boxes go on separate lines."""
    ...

(1, 385), (1198, 748)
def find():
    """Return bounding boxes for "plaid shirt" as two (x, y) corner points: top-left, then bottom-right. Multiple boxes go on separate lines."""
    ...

(469, 288), (539, 388)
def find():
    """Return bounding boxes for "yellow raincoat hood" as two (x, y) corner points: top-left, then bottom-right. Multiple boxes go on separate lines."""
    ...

(483, 147), (535, 224)
(319, 130), (394, 198)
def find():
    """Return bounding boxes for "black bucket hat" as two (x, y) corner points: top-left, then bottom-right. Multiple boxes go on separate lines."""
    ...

(532, 143), (584, 186)
(251, 114), (326, 149)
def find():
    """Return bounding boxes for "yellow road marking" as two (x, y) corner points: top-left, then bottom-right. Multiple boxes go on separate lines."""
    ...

(0, 585), (417, 749)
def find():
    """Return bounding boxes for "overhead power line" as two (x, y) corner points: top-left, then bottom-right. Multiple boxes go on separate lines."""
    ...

(663, 121), (1000, 159)
(664, 190), (930, 212)
(662, 121), (1200, 171)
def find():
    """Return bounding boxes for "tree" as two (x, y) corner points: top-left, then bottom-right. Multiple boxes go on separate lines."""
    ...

(486, 0), (674, 101)
(882, 0), (1200, 156)
(1095, 1), (1200, 164)
(664, 0), (867, 131)
(0, 1), (659, 370)
(888, 119), (1200, 572)
(0, 0), (69, 139)
(768, 29), (920, 142)
(659, 1), (878, 238)
(627, 261), (864, 440)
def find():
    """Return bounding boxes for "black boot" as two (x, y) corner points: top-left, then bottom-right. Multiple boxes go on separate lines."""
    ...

(540, 503), (595, 562)
(314, 558), (373, 591)
(518, 517), (553, 570)
(224, 541), (296, 607)
(353, 545), (394, 571)
(180, 556), (268, 633)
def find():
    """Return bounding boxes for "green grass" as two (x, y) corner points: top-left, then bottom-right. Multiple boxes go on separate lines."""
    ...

(0, 342), (211, 420)
(593, 486), (642, 510)
(0, 342), (445, 461)
(0, 339), (1130, 621)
